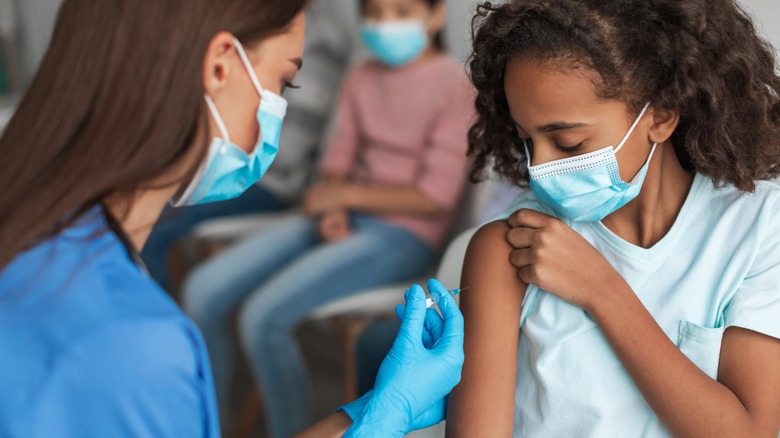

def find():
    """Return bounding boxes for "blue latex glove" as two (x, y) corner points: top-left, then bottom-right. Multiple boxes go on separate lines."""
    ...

(338, 297), (449, 431)
(340, 279), (464, 437)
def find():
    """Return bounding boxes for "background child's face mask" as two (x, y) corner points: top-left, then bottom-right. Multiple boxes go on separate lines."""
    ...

(525, 103), (656, 222)
(360, 20), (428, 67)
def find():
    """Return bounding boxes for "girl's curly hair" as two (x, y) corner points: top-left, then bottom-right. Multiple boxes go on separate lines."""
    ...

(468, 0), (780, 191)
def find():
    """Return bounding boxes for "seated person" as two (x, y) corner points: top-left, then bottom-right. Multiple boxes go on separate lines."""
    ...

(182, 0), (474, 436)
(448, 1), (780, 436)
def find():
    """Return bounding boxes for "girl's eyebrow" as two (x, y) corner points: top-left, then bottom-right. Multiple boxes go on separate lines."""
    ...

(537, 122), (590, 133)
(512, 119), (590, 134)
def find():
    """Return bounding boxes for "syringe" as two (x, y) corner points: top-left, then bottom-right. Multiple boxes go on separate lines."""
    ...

(426, 287), (467, 309)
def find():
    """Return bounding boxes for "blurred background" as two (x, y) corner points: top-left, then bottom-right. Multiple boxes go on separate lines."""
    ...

(3, 1), (780, 138)
(1, 0), (779, 437)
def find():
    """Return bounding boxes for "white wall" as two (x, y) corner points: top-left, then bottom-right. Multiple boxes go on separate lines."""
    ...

(0, 0), (63, 87)
(444, 0), (480, 64)
(740, 0), (780, 54)
(739, 0), (780, 185)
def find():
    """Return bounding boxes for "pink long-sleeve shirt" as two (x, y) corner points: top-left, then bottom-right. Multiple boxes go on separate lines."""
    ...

(321, 56), (476, 250)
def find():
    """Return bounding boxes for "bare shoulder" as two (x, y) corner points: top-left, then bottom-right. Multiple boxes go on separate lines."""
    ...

(467, 220), (513, 260)
(448, 220), (524, 437)
(462, 219), (525, 305)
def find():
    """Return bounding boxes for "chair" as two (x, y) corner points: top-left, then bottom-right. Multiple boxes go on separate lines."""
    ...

(165, 210), (298, 293)
(307, 226), (477, 395)
(304, 177), (495, 400)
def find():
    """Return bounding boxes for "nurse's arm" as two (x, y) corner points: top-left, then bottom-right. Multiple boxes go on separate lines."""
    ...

(589, 289), (780, 437)
(295, 412), (352, 437)
(445, 220), (526, 437)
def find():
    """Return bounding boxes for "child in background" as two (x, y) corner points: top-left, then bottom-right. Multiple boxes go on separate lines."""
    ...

(182, 0), (474, 436)
(449, 0), (780, 436)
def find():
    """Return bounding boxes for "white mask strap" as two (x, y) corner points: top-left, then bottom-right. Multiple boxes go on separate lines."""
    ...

(615, 102), (651, 153)
(233, 37), (265, 96)
(523, 140), (532, 167)
(204, 95), (230, 143)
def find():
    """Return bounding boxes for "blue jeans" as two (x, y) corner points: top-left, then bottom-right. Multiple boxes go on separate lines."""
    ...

(141, 185), (285, 290)
(182, 213), (435, 438)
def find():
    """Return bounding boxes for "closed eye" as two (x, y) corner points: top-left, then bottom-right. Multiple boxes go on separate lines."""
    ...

(555, 142), (584, 153)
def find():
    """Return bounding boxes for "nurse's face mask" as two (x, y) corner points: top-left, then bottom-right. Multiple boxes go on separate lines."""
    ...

(173, 38), (288, 207)
(525, 102), (656, 222)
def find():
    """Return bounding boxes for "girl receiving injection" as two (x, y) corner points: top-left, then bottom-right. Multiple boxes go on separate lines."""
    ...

(448, 0), (780, 436)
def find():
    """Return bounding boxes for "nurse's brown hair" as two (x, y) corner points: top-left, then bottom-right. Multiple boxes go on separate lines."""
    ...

(0, 0), (308, 269)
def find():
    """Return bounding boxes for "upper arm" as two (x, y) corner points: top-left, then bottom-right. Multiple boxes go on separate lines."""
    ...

(23, 320), (209, 438)
(446, 220), (527, 437)
(718, 191), (780, 435)
(718, 328), (780, 435)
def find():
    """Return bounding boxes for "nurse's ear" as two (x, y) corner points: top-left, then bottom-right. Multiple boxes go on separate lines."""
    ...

(647, 106), (680, 145)
(202, 32), (239, 97)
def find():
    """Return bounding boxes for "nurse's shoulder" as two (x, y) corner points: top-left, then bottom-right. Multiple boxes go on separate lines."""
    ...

(0, 209), (216, 437)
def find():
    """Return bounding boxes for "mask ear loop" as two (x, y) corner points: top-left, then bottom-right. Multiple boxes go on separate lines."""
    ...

(523, 139), (533, 168)
(615, 102), (651, 153)
(204, 95), (231, 144)
(233, 37), (265, 96)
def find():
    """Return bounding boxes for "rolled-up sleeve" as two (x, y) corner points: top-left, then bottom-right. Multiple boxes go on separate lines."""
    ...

(724, 192), (780, 340)
(415, 74), (476, 211)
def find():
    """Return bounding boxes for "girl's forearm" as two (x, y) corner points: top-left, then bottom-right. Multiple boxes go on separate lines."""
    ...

(589, 284), (762, 438)
(343, 185), (445, 216)
(321, 173), (348, 185)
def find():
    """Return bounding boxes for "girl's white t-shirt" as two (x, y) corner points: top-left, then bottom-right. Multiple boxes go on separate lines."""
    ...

(491, 173), (780, 437)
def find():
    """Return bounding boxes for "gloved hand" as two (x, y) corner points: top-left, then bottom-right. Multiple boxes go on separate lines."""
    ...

(341, 279), (464, 437)
(339, 388), (446, 432)
(338, 299), (449, 433)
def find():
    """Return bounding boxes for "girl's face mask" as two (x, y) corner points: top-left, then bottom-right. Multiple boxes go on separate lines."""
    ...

(525, 102), (656, 222)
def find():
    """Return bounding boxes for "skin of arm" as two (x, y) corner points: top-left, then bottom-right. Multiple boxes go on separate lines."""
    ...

(303, 172), (445, 218)
(445, 220), (526, 437)
(341, 184), (445, 216)
(294, 412), (352, 438)
(591, 285), (780, 438)
(507, 209), (780, 437)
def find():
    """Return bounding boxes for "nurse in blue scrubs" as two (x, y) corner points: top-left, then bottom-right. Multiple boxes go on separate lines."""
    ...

(0, 0), (464, 436)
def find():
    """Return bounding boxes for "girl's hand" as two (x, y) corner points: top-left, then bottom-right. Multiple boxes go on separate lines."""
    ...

(318, 210), (351, 242)
(505, 209), (625, 312)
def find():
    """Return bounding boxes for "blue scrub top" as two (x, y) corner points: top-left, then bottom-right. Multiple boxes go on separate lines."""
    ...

(0, 208), (220, 437)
